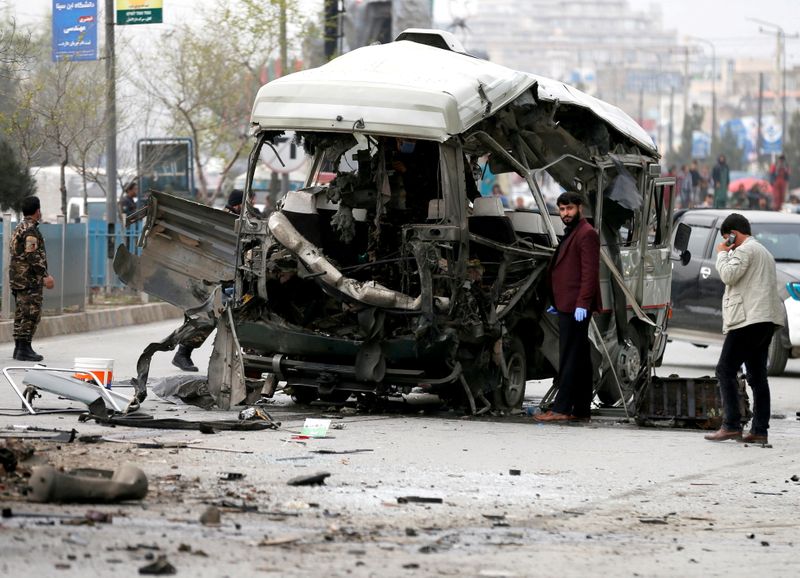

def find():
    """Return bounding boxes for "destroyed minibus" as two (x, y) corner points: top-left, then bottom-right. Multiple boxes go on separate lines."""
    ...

(115, 30), (688, 414)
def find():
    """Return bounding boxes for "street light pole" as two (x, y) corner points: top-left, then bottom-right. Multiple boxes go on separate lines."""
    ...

(104, 0), (117, 292)
(687, 36), (716, 151)
(751, 18), (799, 150)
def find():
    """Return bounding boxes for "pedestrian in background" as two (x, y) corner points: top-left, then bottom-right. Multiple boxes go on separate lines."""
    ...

(769, 154), (790, 211)
(119, 180), (138, 220)
(679, 164), (693, 208)
(704, 213), (784, 444)
(712, 155), (729, 209)
(689, 161), (702, 205)
(9, 196), (55, 362)
(491, 183), (510, 208)
(535, 191), (600, 423)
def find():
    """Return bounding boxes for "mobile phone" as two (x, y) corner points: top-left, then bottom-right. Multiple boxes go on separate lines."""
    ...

(725, 233), (736, 247)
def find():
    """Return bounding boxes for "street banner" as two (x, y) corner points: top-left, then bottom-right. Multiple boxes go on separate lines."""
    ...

(720, 116), (782, 162)
(117, 0), (163, 25)
(52, 1), (98, 62)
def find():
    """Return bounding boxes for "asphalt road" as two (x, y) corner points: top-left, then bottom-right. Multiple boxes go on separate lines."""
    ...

(1, 322), (799, 577)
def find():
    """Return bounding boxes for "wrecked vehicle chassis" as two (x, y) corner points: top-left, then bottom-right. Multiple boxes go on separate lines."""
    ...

(119, 33), (677, 414)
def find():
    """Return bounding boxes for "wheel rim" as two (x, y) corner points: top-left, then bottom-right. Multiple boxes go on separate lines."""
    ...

(502, 351), (526, 407)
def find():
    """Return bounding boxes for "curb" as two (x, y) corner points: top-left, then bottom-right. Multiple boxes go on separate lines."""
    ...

(0, 302), (183, 343)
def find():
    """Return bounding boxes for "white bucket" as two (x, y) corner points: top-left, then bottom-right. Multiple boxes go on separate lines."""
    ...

(73, 357), (114, 388)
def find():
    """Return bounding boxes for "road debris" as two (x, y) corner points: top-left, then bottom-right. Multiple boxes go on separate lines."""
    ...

(287, 472), (331, 486)
(397, 496), (443, 504)
(258, 535), (302, 547)
(79, 412), (278, 431)
(199, 506), (221, 525)
(509, 469), (521, 476)
(1, 426), (77, 443)
(138, 554), (177, 575)
(177, 544), (208, 557)
(310, 449), (373, 455)
(28, 463), (148, 504)
(300, 418), (332, 437)
(218, 472), (245, 481)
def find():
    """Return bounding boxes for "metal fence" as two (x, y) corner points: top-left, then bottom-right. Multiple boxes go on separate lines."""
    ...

(1, 214), (142, 318)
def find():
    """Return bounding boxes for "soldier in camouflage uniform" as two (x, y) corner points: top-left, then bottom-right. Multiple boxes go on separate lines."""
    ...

(9, 196), (55, 361)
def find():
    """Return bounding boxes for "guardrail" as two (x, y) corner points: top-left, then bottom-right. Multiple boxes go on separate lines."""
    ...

(0, 213), (142, 318)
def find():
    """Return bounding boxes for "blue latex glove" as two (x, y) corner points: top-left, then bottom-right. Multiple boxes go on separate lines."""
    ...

(574, 307), (588, 322)
(546, 306), (557, 315)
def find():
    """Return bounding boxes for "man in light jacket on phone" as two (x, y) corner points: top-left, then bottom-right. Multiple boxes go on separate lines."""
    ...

(705, 213), (784, 444)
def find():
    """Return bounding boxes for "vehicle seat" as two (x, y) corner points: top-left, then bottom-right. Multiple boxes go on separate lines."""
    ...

(509, 210), (550, 246)
(468, 197), (517, 264)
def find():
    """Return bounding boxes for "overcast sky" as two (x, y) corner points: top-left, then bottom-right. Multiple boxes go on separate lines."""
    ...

(9, 0), (800, 64)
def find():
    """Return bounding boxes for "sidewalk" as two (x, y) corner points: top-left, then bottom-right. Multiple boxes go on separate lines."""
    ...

(0, 302), (182, 343)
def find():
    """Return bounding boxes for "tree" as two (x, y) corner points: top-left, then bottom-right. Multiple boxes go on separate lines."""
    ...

(0, 138), (35, 211)
(674, 103), (705, 166)
(714, 125), (744, 171)
(0, 23), (109, 217)
(132, 0), (308, 205)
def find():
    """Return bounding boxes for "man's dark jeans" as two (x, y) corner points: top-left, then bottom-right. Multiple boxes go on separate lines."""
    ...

(716, 322), (775, 435)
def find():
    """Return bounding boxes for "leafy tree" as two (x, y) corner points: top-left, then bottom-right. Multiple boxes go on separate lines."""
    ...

(714, 125), (744, 171)
(674, 103), (705, 166)
(132, 0), (308, 204)
(0, 23), (109, 217)
(0, 138), (35, 211)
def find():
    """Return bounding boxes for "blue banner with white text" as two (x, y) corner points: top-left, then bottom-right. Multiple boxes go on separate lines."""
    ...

(52, 1), (98, 62)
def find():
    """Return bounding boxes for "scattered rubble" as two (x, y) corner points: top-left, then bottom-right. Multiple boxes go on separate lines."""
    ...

(27, 463), (148, 503)
(287, 472), (331, 486)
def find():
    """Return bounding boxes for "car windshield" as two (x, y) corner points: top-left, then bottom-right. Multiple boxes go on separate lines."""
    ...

(753, 223), (800, 262)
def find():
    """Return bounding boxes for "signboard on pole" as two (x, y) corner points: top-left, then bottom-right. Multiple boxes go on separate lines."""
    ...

(117, 0), (163, 25)
(52, 1), (98, 62)
(137, 139), (194, 206)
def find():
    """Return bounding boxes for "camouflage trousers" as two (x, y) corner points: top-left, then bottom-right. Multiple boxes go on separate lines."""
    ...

(13, 289), (43, 341)
(179, 317), (216, 349)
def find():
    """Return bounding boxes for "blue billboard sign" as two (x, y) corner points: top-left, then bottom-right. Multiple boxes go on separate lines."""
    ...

(720, 116), (782, 162)
(52, 1), (98, 62)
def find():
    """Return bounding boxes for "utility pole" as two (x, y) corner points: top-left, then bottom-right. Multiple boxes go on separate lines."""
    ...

(757, 72), (764, 169)
(669, 86), (675, 156)
(104, 0), (117, 291)
(279, 0), (289, 196)
(751, 19), (799, 150)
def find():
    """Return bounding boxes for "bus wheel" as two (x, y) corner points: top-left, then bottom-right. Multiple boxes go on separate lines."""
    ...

(493, 336), (527, 411)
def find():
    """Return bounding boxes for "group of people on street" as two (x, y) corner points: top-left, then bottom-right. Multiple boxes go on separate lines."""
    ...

(9, 176), (784, 444)
(674, 154), (791, 212)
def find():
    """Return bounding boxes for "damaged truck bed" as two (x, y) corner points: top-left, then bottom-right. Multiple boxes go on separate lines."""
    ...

(117, 30), (680, 414)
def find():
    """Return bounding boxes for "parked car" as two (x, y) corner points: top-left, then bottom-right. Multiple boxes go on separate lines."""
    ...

(670, 209), (800, 375)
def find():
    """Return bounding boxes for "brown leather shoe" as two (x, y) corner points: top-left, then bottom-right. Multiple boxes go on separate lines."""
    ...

(534, 411), (573, 423)
(740, 432), (768, 444)
(704, 428), (742, 442)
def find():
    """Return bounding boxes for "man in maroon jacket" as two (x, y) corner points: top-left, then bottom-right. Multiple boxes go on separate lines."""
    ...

(535, 191), (601, 423)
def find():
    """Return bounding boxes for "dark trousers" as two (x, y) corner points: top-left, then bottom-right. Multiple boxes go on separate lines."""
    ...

(13, 289), (43, 341)
(552, 312), (592, 418)
(716, 322), (775, 435)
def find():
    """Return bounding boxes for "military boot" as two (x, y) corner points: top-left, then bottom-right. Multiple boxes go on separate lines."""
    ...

(15, 341), (44, 362)
(172, 345), (198, 372)
(12, 339), (21, 360)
